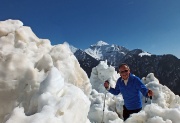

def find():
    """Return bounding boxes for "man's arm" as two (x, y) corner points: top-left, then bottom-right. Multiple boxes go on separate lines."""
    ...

(135, 77), (154, 97)
(104, 79), (121, 95)
(135, 78), (149, 97)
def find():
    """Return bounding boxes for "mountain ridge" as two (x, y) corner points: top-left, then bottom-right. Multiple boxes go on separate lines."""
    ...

(69, 41), (180, 95)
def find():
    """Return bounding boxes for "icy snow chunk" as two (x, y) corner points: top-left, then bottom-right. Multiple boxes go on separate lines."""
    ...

(0, 19), (23, 37)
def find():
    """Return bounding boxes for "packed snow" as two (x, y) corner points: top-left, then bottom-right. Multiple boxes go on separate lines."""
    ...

(0, 19), (180, 123)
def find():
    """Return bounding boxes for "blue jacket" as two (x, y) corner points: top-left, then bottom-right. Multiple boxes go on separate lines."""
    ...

(109, 73), (148, 110)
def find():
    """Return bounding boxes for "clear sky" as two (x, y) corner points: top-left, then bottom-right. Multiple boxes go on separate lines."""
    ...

(0, 0), (180, 58)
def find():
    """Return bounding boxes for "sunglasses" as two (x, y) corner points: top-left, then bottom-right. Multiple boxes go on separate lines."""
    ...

(119, 70), (129, 74)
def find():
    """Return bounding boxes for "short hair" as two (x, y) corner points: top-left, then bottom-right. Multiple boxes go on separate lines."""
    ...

(118, 63), (129, 69)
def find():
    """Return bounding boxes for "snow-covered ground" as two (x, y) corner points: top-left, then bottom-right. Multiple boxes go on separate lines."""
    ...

(0, 19), (180, 123)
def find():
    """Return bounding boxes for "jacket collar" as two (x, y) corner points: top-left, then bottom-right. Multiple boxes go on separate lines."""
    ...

(121, 73), (133, 82)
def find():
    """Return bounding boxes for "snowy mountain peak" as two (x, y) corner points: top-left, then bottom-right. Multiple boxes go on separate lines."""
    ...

(84, 41), (130, 63)
(91, 40), (109, 47)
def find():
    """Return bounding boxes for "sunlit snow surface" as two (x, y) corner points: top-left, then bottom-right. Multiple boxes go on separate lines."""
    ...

(0, 19), (91, 123)
(0, 20), (180, 123)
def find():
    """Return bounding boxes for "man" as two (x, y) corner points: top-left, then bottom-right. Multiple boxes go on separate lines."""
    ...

(104, 63), (153, 121)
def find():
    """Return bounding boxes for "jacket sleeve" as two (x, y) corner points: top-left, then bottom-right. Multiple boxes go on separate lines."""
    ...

(135, 77), (148, 97)
(108, 79), (121, 95)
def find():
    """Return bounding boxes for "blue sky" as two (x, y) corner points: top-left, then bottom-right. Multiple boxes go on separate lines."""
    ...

(1, 0), (180, 58)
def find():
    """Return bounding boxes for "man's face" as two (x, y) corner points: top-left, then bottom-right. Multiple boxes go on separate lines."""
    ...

(119, 65), (130, 80)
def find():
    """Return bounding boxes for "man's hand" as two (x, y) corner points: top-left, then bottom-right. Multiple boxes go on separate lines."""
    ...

(148, 89), (153, 97)
(104, 81), (110, 90)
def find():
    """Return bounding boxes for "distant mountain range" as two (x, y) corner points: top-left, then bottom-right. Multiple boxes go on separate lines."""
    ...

(69, 41), (180, 95)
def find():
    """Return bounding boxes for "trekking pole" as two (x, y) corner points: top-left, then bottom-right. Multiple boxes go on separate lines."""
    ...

(101, 91), (107, 123)
(150, 96), (152, 104)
